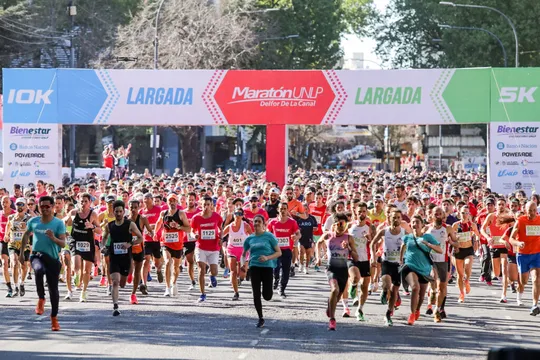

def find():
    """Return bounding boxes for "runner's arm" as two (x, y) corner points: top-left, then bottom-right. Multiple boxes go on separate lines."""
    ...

(446, 225), (459, 247)
(508, 221), (523, 248)
(4, 218), (12, 243)
(19, 229), (32, 264)
(399, 243), (406, 264)
(480, 214), (492, 242)
(178, 211), (191, 233)
(142, 217), (154, 237)
(348, 235), (359, 262)
(129, 222), (143, 246)
(91, 212), (102, 235)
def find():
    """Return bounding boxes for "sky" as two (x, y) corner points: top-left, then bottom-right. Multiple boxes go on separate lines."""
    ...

(342, 0), (390, 69)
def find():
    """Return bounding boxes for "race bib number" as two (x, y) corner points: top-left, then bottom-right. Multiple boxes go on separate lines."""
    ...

(76, 241), (91, 252)
(386, 250), (400, 263)
(201, 229), (215, 240)
(526, 225), (540, 236)
(187, 232), (197, 242)
(457, 232), (471, 243)
(277, 237), (290, 247)
(314, 215), (322, 224)
(492, 236), (505, 246)
(132, 235), (138, 243)
(11, 232), (23, 243)
(164, 232), (179, 243)
(113, 242), (128, 255)
(230, 237), (244, 247)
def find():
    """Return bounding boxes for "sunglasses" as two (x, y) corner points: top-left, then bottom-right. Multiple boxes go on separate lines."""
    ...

(16, 203), (25, 207)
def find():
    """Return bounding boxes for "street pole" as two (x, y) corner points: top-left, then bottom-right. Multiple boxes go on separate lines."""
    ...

(68, 1), (76, 181)
(152, 0), (166, 175)
(439, 125), (443, 172)
(438, 24), (508, 67)
(439, 2), (519, 67)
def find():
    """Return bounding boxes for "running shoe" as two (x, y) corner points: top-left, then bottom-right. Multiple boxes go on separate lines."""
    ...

(64, 291), (73, 300)
(395, 294), (402, 308)
(19, 285), (25, 297)
(36, 298), (45, 315)
(210, 276), (218, 288)
(273, 279), (279, 290)
(486, 280), (493, 286)
(407, 313), (415, 325)
(256, 318), (265, 328)
(157, 270), (163, 283)
(280, 292), (287, 299)
(164, 287), (171, 297)
(303, 267), (308, 275)
(434, 311), (442, 323)
(27, 272), (32, 280)
(223, 268), (230, 279)
(517, 298), (524, 306)
(99, 276), (107, 287)
(355, 308), (365, 322)
(130, 294), (138, 305)
(6, 289), (13, 298)
(113, 305), (120, 317)
(342, 308), (351, 318)
(189, 281), (195, 291)
(147, 273), (152, 282)
(368, 283), (373, 296)
(530, 305), (540, 316)
(232, 292), (239, 301)
(414, 309), (421, 321)
(380, 290), (388, 305)
(348, 285), (357, 300)
(458, 293), (465, 303)
(352, 298), (359, 307)
(13, 287), (19, 297)
(93, 266), (98, 277)
(328, 318), (337, 331)
(107, 285), (112, 296)
(51, 316), (60, 331)
(80, 291), (88, 303)
(74, 273), (80, 288)
(299, 265), (304, 273)
(440, 310), (447, 319)
(314, 265), (320, 272)
(448, 276), (455, 284)
(465, 280), (471, 294)
(198, 293), (207, 303)
(290, 267), (295, 278)
(426, 304), (433, 315)
(403, 290), (411, 296)
(385, 311), (393, 326)
(171, 285), (178, 297)
(140, 284), (148, 295)
(500, 297), (507, 304)
(127, 273), (133, 284)
(492, 276), (499, 282)
(478, 275), (485, 283)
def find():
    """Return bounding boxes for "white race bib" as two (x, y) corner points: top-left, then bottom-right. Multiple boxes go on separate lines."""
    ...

(526, 225), (540, 236)
(492, 236), (505, 246)
(113, 242), (128, 255)
(201, 229), (215, 240)
(230, 237), (245, 247)
(76, 241), (91, 252)
(457, 232), (472, 243)
(11, 232), (23, 243)
(386, 250), (400, 263)
(164, 232), (179, 243)
(187, 232), (197, 242)
(132, 235), (138, 243)
(313, 215), (322, 224)
(277, 237), (290, 247)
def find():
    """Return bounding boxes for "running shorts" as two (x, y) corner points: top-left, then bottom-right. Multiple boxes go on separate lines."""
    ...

(508, 255), (517, 264)
(347, 260), (371, 278)
(299, 238), (313, 250)
(109, 257), (131, 277)
(454, 246), (474, 260)
(490, 247), (508, 259)
(432, 261), (448, 283)
(517, 252), (540, 274)
(195, 248), (219, 265)
(132, 251), (144, 263)
(0, 242), (8, 257)
(183, 242), (196, 256)
(163, 246), (183, 259)
(381, 261), (401, 286)
(144, 242), (162, 259)
(400, 264), (430, 284)
(8, 248), (30, 262)
(326, 265), (348, 294)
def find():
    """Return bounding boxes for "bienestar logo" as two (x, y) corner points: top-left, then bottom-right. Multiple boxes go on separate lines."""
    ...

(497, 125), (538, 134)
(229, 86), (324, 107)
(10, 126), (51, 136)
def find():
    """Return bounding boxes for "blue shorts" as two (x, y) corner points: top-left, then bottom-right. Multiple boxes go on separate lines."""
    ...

(517, 253), (540, 274)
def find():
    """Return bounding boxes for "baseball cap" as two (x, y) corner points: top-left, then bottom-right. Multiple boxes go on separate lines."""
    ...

(270, 188), (280, 195)
(106, 195), (116, 203)
(421, 193), (430, 200)
(167, 194), (178, 201)
(143, 193), (153, 199)
(15, 198), (26, 205)
(374, 195), (384, 202)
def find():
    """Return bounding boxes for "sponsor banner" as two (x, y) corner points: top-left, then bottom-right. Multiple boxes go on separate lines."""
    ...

(3, 123), (62, 189)
(3, 68), (491, 125)
(488, 122), (540, 195)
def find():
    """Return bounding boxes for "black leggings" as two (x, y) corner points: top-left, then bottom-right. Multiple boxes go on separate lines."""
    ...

(273, 249), (292, 292)
(31, 253), (61, 317)
(250, 266), (274, 319)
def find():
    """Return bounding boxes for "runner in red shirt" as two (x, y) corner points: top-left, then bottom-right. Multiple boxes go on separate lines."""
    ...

(267, 202), (300, 299)
(184, 192), (201, 290)
(244, 195), (269, 222)
(191, 196), (223, 303)
(139, 193), (164, 294)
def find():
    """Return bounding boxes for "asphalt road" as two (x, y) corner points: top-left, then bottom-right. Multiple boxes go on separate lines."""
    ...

(0, 261), (539, 360)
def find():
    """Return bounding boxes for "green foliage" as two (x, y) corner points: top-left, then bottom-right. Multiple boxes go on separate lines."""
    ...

(372, 0), (540, 69)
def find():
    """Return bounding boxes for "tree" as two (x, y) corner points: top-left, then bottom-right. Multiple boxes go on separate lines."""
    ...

(93, 0), (260, 173)
(368, 125), (416, 154)
(371, 0), (540, 69)
(289, 125), (332, 170)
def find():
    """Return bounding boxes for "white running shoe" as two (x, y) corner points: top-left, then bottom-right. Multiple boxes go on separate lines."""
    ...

(171, 285), (178, 297)
(164, 287), (171, 297)
(65, 291), (72, 300)
(80, 291), (88, 303)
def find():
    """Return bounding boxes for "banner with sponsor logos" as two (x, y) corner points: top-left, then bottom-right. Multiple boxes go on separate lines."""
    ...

(2, 68), (491, 126)
(3, 123), (62, 191)
(488, 123), (540, 195)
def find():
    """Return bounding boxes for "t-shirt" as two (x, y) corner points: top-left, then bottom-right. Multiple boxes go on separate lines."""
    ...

(267, 217), (299, 250)
(140, 206), (161, 242)
(403, 233), (440, 277)
(244, 231), (278, 268)
(27, 217), (66, 260)
(296, 215), (318, 243)
(309, 204), (326, 236)
(191, 212), (223, 251)
(245, 207), (269, 222)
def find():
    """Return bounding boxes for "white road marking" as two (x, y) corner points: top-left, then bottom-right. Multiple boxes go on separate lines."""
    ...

(8, 326), (22, 332)
(238, 353), (248, 359)
(514, 334), (522, 341)
(36, 316), (46, 321)
(250, 340), (258, 346)
(510, 325), (517, 330)
(261, 329), (269, 335)
(491, 291), (497, 295)
(505, 316), (512, 319)
(271, 320), (277, 323)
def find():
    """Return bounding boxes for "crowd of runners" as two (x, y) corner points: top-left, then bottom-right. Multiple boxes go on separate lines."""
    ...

(1, 168), (540, 331)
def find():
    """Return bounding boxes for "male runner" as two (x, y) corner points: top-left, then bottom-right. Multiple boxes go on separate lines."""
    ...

(140, 192), (164, 294)
(20, 196), (66, 331)
(184, 192), (201, 290)
(102, 200), (143, 316)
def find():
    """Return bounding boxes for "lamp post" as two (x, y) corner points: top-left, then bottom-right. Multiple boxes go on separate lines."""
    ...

(68, 1), (76, 181)
(439, 1), (519, 67)
(152, 0), (166, 175)
(438, 24), (508, 67)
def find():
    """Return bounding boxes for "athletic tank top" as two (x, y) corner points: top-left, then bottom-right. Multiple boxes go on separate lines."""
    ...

(516, 215), (540, 254)
(71, 211), (94, 253)
(228, 221), (248, 249)
(8, 214), (30, 250)
(108, 220), (132, 258)
(327, 232), (350, 268)
(488, 217), (509, 249)
(349, 222), (370, 262)
(131, 215), (143, 254)
(383, 227), (404, 263)
(427, 225), (448, 262)
(162, 210), (184, 250)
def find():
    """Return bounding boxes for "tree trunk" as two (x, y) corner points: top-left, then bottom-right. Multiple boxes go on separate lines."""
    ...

(94, 126), (103, 166)
(306, 143), (314, 170)
(174, 126), (202, 173)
